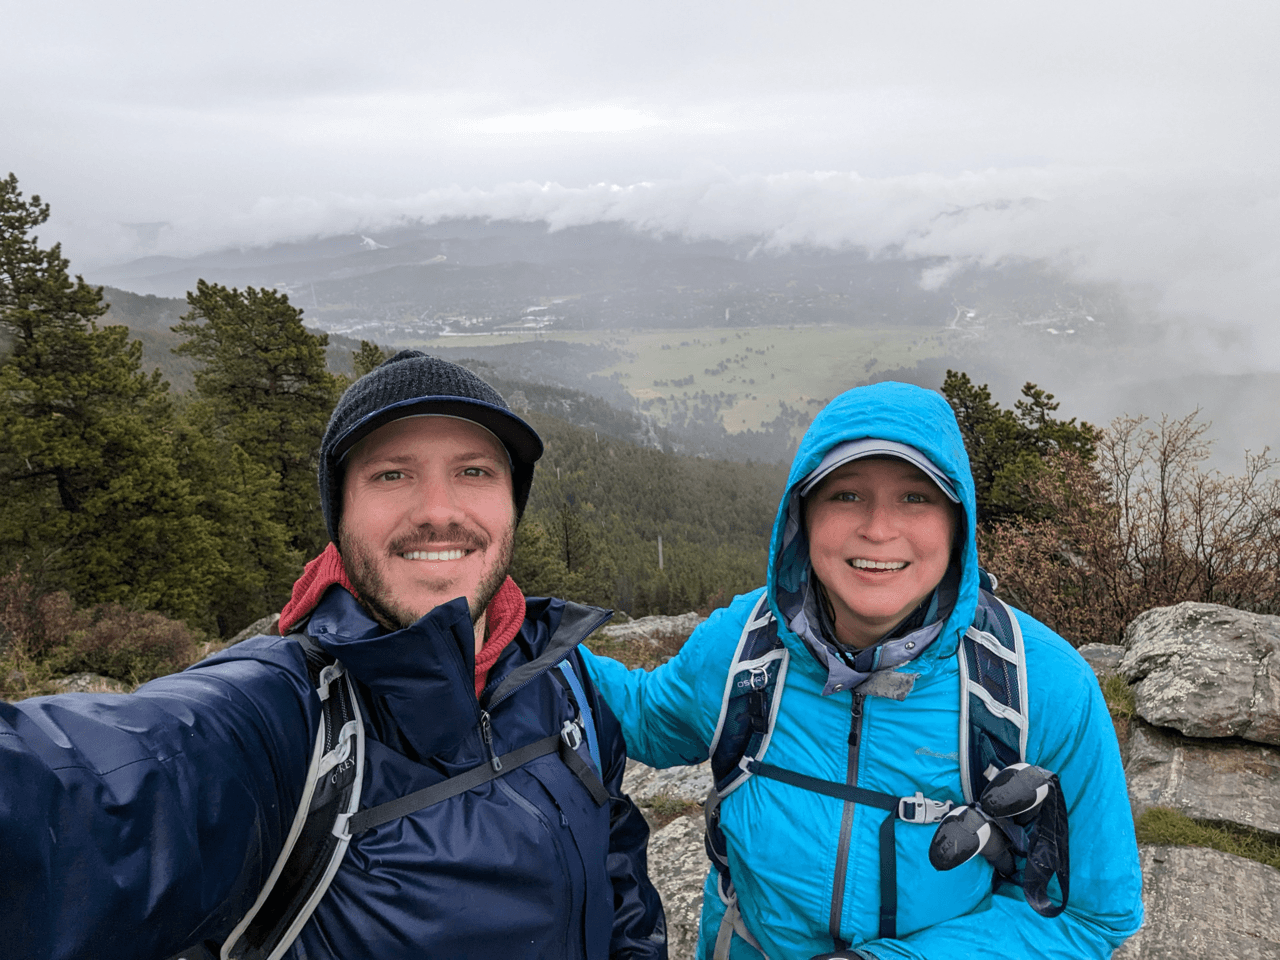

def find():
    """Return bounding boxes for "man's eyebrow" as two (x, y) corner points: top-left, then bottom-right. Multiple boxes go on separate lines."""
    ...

(358, 449), (509, 467)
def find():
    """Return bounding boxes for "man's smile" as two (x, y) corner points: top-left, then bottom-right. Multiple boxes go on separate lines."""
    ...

(400, 548), (470, 561)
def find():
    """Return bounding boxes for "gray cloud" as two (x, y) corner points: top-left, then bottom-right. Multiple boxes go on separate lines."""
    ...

(5, 0), (1278, 368)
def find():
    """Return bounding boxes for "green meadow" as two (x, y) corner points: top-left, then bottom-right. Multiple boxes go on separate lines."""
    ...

(419, 325), (945, 434)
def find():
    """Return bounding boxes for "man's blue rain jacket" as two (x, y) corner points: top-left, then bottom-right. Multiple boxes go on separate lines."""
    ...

(0, 587), (666, 960)
(584, 381), (1143, 960)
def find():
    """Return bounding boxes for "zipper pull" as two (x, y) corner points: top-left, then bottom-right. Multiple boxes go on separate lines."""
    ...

(848, 694), (864, 748)
(480, 710), (502, 771)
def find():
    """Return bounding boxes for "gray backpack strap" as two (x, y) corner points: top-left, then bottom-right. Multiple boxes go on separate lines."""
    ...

(958, 591), (1029, 803)
(219, 633), (366, 960)
(704, 593), (788, 958)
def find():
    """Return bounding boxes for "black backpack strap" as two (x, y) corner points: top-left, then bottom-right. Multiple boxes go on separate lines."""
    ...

(954, 589), (1071, 917)
(343, 726), (606, 836)
(219, 633), (366, 960)
(746, 760), (953, 941)
(549, 656), (610, 805)
(345, 652), (611, 836)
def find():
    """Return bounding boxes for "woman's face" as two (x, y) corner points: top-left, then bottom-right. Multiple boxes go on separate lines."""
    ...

(804, 457), (957, 649)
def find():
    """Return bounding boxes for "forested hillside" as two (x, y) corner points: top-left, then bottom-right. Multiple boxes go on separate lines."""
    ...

(8, 172), (1280, 703)
(0, 173), (787, 702)
(511, 412), (786, 617)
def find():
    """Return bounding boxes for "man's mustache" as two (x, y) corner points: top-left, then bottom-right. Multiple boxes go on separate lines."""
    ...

(388, 525), (489, 554)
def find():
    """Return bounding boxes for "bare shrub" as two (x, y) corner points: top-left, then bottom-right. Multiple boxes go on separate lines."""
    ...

(983, 412), (1280, 645)
(46, 604), (201, 686)
(1, 567), (203, 698)
(0, 567), (39, 663)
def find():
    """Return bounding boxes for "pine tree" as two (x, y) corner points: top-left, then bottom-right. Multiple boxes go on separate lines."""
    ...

(353, 340), (391, 378)
(170, 414), (299, 635)
(0, 173), (221, 623)
(174, 281), (339, 558)
(942, 370), (1098, 525)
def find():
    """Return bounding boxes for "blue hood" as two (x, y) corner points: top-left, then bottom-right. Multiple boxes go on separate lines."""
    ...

(767, 381), (979, 681)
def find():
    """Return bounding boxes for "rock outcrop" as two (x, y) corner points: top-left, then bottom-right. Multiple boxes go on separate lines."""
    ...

(1122, 602), (1280, 745)
(626, 604), (1280, 959)
(1112, 845), (1280, 960)
(1115, 603), (1280, 958)
(598, 612), (705, 646)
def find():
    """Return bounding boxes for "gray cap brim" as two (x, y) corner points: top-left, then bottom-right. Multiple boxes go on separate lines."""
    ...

(798, 438), (960, 502)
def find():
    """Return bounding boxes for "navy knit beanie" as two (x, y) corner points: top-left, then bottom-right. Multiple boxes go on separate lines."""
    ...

(319, 350), (543, 545)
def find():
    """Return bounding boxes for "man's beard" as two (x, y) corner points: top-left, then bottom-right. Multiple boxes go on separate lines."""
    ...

(339, 520), (515, 631)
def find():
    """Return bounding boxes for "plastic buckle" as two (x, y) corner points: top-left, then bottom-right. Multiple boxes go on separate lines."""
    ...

(561, 718), (583, 751)
(898, 791), (953, 825)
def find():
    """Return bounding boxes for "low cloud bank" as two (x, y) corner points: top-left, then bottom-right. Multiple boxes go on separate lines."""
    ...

(71, 163), (1280, 367)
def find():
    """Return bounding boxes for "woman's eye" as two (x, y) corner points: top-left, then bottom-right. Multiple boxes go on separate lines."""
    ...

(834, 491), (860, 502)
(904, 492), (927, 504)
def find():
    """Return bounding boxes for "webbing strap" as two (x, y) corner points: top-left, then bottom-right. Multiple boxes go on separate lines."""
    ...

(346, 733), (564, 835)
(556, 660), (603, 775)
(749, 760), (902, 940)
(346, 731), (609, 836)
(713, 895), (766, 960)
(748, 761), (899, 811)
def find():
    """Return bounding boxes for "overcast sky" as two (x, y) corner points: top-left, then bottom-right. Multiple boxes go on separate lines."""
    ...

(4, 0), (1279, 357)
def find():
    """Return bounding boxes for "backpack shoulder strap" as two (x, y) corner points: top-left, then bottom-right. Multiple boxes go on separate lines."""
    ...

(707, 592), (789, 799)
(703, 592), (789, 918)
(556, 656), (603, 775)
(958, 586), (1029, 804)
(219, 632), (366, 960)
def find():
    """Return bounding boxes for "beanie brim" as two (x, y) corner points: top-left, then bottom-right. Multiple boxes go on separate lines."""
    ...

(330, 395), (543, 468)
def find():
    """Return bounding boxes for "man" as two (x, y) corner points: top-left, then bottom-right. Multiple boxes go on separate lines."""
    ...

(0, 351), (667, 960)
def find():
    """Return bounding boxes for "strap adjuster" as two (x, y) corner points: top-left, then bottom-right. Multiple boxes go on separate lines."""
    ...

(898, 791), (953, 824)
(560, 718), (583, 751)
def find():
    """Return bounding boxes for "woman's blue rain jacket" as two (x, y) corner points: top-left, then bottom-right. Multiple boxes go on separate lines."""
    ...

(583, 381), (1143, 960)
(0, 587), (666, 960)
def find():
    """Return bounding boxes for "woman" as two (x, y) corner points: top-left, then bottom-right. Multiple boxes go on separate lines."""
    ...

(582, 381), (1142, 960)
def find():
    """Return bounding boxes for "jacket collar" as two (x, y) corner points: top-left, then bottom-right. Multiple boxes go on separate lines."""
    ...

(306, 587), (482, 760)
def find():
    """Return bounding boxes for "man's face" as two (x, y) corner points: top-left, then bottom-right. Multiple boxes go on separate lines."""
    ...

(339, 415), (517, 630)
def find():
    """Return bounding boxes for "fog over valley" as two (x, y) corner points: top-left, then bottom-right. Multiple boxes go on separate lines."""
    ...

(7, 0), (1279, 467)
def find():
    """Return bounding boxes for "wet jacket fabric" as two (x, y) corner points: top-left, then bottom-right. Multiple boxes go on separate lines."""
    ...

(0, 586), (666, 960)
(583, 381), (1143, 960)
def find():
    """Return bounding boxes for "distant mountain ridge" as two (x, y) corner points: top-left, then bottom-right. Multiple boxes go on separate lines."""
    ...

(89, 218), (1128, 346)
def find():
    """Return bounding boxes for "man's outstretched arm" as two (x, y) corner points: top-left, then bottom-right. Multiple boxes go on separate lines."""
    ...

(0, 638), (317, 960)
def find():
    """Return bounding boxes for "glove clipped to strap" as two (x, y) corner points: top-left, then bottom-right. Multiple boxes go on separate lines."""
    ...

(927, 763), (1070, 918)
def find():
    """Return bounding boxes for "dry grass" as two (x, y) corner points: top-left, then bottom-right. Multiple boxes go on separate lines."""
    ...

(590, 630), (690, 671)
(641, 793), (704, 831)
(1136, 806), (1280, 870)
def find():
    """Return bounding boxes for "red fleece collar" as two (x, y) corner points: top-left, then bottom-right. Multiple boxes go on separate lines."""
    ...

(280, 542), (526, 698)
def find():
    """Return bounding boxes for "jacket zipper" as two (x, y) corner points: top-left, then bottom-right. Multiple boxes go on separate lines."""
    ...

(480, 710), (502, 771)
(827, 691), (865, 946)
(476, 605), (612, 770)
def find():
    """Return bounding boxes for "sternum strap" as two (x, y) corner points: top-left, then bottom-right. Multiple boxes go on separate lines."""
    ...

(747, 760), (901, 940)
(346, 732), (607, 836)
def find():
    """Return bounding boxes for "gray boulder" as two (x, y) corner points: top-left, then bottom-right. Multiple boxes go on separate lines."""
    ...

(1124, 720), (1280, 834)
(646, 814), (707, 960)
(1078, 642), (1125, 680)
(230, 613), (280, 645)
(1121, 602), (1280, 745)
(623, 759), (713, 805)
(53, 672), (130, 694)
(598, 613), (705, 645)
(1112, 845), (1280, 960)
